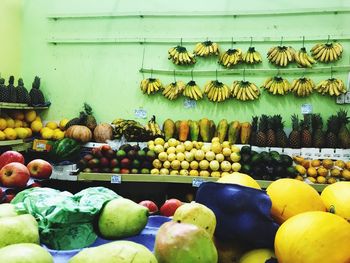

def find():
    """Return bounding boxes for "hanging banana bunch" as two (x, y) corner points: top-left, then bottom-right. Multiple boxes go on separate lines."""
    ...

(204, 80), (231, 102)
(140, 78), (163, 95)
(168, 45), (196, 65)
(243, 45), (262, 64)
(162, 81), (185, 100)
(262, 76), (290, 95)
(290, 77), (315, 97)
(218, 48), (242, 68)
(267, 45), (296, 67)
(315, 78), (347, 96)
(194, 40), (220, 57)
(295, 47), (316, 68)
(231, 80), (260, 101)
(311, 41), (343, 63)
(183, 80), (203, 101)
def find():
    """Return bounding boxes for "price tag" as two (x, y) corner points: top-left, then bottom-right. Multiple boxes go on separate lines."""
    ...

(110, 175), (121, 184)
(184, 98), (196, 109)
(320, 148), (335, 159)
(283, 148), (301, 157)
(192, 178), (206, 187)
(342, 149), (350, 161)
(134, 108), (147, 119)
(301, 104), (313, 114)
(336, 94), (345, 104)
(345, 91), (350, 104)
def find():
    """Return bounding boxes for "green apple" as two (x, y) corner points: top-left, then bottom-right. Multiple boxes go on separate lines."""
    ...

(98, 198), (149, 239)
(0, 243), (53, 263)
(0, 214), (39, 248)
(69, 240), (156, 263)
(154, 221), (218, 263)
(0, 203), (18, 218)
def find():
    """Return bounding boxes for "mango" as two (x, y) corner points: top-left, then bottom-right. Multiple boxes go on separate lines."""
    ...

(199, 118), (211, 142)
(175, 120), (181, 139)
(189, 121), (200, 141)
(228, 121), (241, 144)
(240, 122), (252, 144)
(163, 119), (175, 141)
(209, 120), (216, 141)
(178, 121), (190, 142)
(216, 119), (228, 143)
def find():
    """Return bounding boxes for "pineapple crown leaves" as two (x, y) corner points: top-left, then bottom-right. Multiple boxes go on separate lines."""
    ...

(336, 109), (349, 125)
(327, 115), (340, 133)
(259, 114), (269, 132)
(252, 116), (259, 131)
(32, 76), (41, 89)
(83, 103), (93, 115)
(18, 78), (24, 86)
(311, 114), (323, 130)
(0, 78), (4, 85)
(273, 115), (284, 130)
(291, 114), (300, 131)
(267, 116), (275, 129)
(9, 76), (14, 85)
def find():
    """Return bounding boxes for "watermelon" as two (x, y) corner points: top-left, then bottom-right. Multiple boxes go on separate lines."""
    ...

(51, 138), (81, 161)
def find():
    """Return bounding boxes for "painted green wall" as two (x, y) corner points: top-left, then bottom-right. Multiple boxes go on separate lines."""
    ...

(20, 0), (349, 127)
(0, 0), (22, 78)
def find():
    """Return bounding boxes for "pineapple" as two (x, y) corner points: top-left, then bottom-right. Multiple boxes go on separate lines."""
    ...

(0, 78), (9, 102)
(337, 109), (350, 148)
(274, 115), (288, 148)
(300, 117), (312, 148)
(29, 76), (45, 105)
(84, 103), (97, 130)
(249, 116), (258, 145)
(256, 115), (268, 147)
(7, 76), (17, 103)
(288, 114), (301, 148)
(266, 116), (276, 147)
(326, 115), (339, 148)
(65, 111), (87, 129)
(16, 78), (31, 104)
(311, 114), (325, 148)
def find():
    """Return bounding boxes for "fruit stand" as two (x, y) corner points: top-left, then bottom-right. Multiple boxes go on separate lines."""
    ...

(1, 1), (350, 262)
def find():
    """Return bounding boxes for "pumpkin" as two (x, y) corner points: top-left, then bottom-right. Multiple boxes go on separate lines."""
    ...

(93, 123), (113, 143)
(321, 181), (350, 221)
(266, 178), (326, 224)
(275, 211), (350, 263)
(65, 125), (92, 143)
(239, 249), (276, 263)
(217, 172), (261, 190)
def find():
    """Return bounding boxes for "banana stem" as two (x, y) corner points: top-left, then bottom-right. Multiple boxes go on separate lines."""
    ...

(173, 70), (176, 82)
(280, 36), (283, 46)
(250, 37), (253, 47)
(302, 36), (305, 48)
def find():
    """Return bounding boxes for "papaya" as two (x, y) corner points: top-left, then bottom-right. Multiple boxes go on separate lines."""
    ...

(179, 121), (190, 142)
(240, 122), (252, 145)
(163, 119), (175, 141)
(189, 121), (200, 141)
(228, 121), (241, 144)
(216, 119), (228, 143)
(209, 120), (216, 141)
(199, 118), (210, 142)
(174, 120), (181, 140)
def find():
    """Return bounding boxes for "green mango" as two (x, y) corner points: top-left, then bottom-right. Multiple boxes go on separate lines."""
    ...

(199, 118), (210, 142)
(163, 119), (175, 141)
(0, 214), (39, 248)
(0, 243), (53, 263)
(228, 121), (241, 144)
(217, 119), (228, 143)
(154, 221), (218, 263)
(98, 198), (149, 239)
(69, 241), (157, 263)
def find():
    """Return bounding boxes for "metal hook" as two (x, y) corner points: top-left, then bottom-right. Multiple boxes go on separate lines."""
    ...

(215, 69), (218, 81)
(250, 37), (253, 47)
(277, 68), (281, 77)
(151, 69), (153, 78)
(243, 68), (246, 81)
(330, 66), (333, 79)
(141, 42), (146, 79)
(327, 35), (330, 44)
(280, 36), (283, 46)
(231, 37), (234, 49)
(302, 36), (305, 48)
(173, 70), (176, 82)
(191, 69), (194, 81)
(180, 38), (183, 47)
(301, 68), (306, 78)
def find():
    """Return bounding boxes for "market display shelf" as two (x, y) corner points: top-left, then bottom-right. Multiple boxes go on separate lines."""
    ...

(0, 102), (49, 110)
(77, 173), (328, 191)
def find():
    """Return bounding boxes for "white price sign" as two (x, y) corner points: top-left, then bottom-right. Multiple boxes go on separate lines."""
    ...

(110, 175), (122, 184)
(192, 178), (206, 187)
(301, 104), (313, 114)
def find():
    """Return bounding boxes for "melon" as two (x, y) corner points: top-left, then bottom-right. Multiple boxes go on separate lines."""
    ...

(217, 172), (261, 190)
(275, 211), (350, 263)
(266, 178), (326, 224)
(93, 123), (113, 143)
(321, 181), (350, 221)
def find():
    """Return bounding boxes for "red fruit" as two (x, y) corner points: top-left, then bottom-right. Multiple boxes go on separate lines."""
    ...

(99, 157), (109, 167)
(88, 158), (100, 168)
(120, 158), (131, 168)
(120, 168), (130, 174)
(27, 159), (53, 179)
(101, 144), (112, 152)
(110, 158), (119, 168)
(4, 194), (15, 203)
(91, 147), (103, 158)
(83, 154), (94, 162)
(139, 200), (159, 214)
(0, 162), (30, 188)
(103, 149), (115, 160)
(160, 199), (183, 217)
(0, 151), (25, 170)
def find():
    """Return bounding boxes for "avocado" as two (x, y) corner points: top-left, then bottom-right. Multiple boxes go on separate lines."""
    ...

(240, 145), (251, 155)
(286, 166), (298, 178)
(119, 144), (132, 153)
(272, 155), (283, 166)
(241, 164), (252, 174)
(269, 151), (280, 158)
(251, 154), (262, 165)
(241, 153), (251, 164)
(280, 154), (293, 167)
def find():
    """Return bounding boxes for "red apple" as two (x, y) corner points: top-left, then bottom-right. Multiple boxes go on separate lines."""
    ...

(101, 144), (112, 152)
(160, 198), (183, 217)
(139, 200), (159, 214)
(83, 154), (94, 162)
(110, 158), (118, 168)
(91, 147), (103, 158)
(120, 168), (130, 174)
(99, 157), (109, 167)
(0, 162), (30, 188)
(27, 159), (53, 179)
(0, 151), (25, 170)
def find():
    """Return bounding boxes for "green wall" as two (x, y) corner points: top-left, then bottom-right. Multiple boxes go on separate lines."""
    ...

(20, 0), (350, 127)
(0, 0), (22, 78)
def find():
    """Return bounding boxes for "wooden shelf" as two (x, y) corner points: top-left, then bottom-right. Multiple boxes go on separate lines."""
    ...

(0, 103), (49, 110)
(77, 173), (328, 192)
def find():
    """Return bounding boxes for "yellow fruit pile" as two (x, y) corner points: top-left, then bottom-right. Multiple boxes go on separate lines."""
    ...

(0, 110), (41, 141)
(39, 119), (69, 140)
(148, 137), (241, 177)
(294, 156), (350, 184)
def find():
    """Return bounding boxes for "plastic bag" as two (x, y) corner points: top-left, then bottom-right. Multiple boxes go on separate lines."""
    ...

(12, 187), (120, 250)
